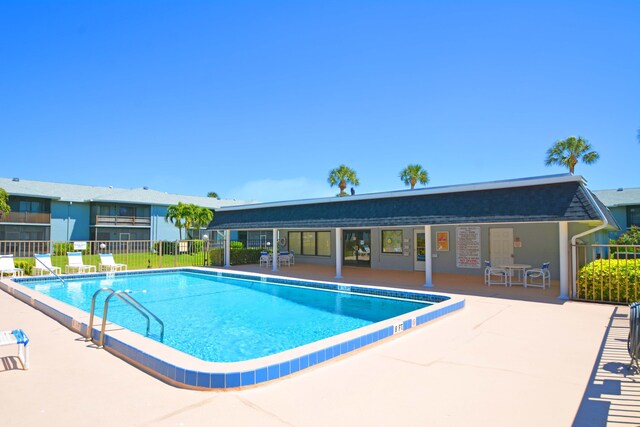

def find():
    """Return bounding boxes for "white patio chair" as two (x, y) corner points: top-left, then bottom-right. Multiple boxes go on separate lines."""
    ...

(259, 251), (271, 268)
(278, 251), (290, 267)
(0, 329), (30, 369)
(65, 252), (97, 274)
(288, 251), (295, 265)
(484, 260), (508, 287)
(33, 254), (62, 276)
(524, 262), (551, 288)
(98, 253), (127, 272)
(0, 254), (23, 278)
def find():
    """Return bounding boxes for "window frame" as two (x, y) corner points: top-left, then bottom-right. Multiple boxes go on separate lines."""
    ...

(381, 229), (403, 254)
(287, 231), (331, 257)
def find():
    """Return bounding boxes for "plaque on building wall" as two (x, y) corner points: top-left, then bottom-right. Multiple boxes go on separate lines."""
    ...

(456, 226), (481, 269)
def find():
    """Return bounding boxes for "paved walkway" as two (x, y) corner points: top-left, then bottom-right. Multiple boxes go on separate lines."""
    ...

(0, 266), (637, 426)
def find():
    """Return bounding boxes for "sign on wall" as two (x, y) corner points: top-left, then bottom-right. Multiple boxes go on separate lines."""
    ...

(456, 226), (481, 269)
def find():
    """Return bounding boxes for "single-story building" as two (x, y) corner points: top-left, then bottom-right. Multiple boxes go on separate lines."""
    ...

(208, 174), (618, 299)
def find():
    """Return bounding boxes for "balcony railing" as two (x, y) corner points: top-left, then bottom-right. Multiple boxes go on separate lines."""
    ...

(0, 212), (51, 224)
(95, 215), (151, 226)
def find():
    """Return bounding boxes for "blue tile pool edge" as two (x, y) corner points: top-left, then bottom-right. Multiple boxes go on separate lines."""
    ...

(1, 268), (465, 390)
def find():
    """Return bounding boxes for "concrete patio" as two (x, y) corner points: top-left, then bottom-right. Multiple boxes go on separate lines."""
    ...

(0, 265), (638, 426)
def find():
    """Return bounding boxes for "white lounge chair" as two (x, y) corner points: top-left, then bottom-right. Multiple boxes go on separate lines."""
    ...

(65, 252), (97, 274)
(0, 254), (23, 278)
(0, 329), (29, 369)
(98, 253), (127, 272)
(33, 254), (62, 276)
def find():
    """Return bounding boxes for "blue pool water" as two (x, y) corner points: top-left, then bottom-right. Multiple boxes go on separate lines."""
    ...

(24, 271), (430, 362)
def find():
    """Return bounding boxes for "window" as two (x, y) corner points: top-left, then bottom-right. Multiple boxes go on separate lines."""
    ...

(317, 231), (331, 256)
(288, 232), (301, 255)
(628, 206), (640, 228)
(302, 232), (316, 255)
(288, 231), (331, 257)
(382, 230), (403, 253)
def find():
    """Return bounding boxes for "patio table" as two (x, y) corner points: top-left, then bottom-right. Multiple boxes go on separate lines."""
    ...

(500, 264), (531, 286)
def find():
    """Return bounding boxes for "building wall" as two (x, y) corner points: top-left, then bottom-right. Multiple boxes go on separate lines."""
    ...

(50, 201), (91, 241)
(151, 206), (181, 241)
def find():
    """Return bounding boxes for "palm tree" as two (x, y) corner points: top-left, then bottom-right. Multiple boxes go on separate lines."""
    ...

(207, 192), (219, 199)
(191, 207), (214, 237)
(328, 165), (359, 197)
(545, 136), (599, 174)
(0, 188), (10, 219)
(164, 202), (190, 240)
(400, 164), (430, 189)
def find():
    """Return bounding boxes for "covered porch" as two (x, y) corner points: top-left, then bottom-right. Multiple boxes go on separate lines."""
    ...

(224, 263), (563, 303)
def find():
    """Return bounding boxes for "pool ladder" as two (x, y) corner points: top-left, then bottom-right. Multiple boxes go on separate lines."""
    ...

(85, 287), (165, 348)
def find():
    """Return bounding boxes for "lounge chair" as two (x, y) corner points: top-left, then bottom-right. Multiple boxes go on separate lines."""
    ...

(0, 329), (29, 369)
(65, 252), (97, 274)
(98, 253), (127, 272)
(0, 254), (23, 278)
(33, 253), (62, 276)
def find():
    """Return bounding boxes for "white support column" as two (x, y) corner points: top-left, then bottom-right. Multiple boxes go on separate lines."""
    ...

(424, 225), (433, 288)
(559, 221), (569, 300)
(272, 228), (279, 272)
(335, 227), (343, 279)
(224, 230), (231, 267)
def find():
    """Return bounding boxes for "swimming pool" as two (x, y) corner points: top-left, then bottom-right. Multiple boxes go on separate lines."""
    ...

(2, 268), (464, 389)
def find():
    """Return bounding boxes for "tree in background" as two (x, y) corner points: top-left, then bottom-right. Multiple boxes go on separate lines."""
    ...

(545, 136), (599, 174)
(165, 202), (214, 239)
(399, 164), (430, 189)
(190, 206), (214, 238)
(0, 188), (10, 219)
(164, 202), (191, 240)
(328, 164), (359, 197)
(207, 192), (219, 199)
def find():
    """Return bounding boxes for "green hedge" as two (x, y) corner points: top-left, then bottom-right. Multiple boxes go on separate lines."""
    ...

(577, 259), (640, 303)
(154, 240), (204, 254)
(15, 259), (34, 275)
(53, 242), (90, 255)
(206, 248), (262, 266)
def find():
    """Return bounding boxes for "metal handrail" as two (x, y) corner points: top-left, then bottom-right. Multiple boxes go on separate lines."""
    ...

(34, 255), (65, 284)
(85, 287), (164, 347)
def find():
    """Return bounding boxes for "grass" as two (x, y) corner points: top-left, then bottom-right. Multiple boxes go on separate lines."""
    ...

(15, 252), (209, 275)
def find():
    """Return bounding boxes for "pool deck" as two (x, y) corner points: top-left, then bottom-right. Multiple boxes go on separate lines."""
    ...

(1, 265), (638, 426)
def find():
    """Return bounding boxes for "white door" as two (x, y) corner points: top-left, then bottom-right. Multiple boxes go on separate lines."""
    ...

(489, 228), (513, 267)
(414, 229), (426, 271)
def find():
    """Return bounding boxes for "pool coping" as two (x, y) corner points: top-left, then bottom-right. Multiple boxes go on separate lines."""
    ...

(0, 267), (465, 390)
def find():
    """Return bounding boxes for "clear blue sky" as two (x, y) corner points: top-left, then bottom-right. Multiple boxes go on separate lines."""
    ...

(1, 2), (638, 202)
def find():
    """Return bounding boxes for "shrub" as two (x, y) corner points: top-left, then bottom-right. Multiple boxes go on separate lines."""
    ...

(190, 240), (204, 253)
(53, 242), (74, 256)
(577, 259), (640, 303)
(205, 248), (262, 266)
(15, 259), (34, 275)
(230, 241), (244, 249)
